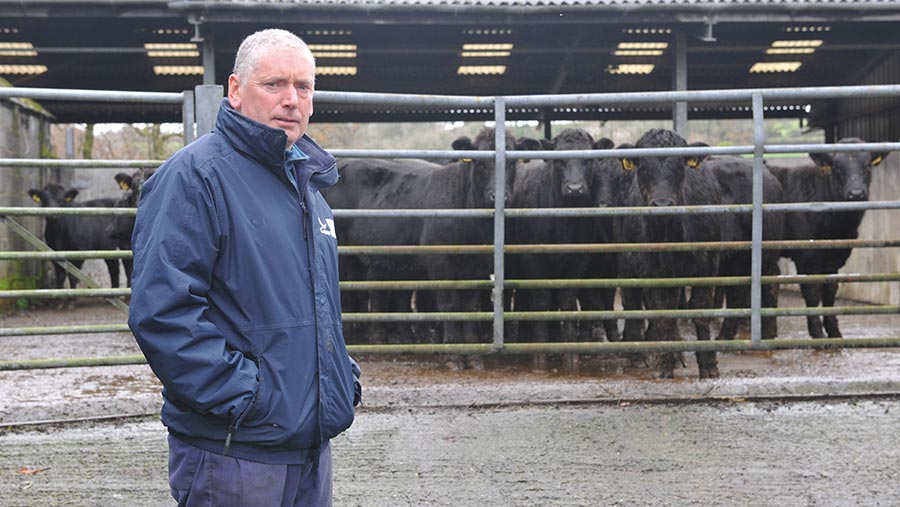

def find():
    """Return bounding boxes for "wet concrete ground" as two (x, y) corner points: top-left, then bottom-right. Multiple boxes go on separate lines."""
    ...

(1, 291), (899, 506)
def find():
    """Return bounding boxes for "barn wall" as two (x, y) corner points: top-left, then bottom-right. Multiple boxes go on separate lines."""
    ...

(0, 98), (70, 310)
(828, 50), (900, 306)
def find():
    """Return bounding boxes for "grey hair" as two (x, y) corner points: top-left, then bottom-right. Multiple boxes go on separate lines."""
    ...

(232, 29), (315, 83)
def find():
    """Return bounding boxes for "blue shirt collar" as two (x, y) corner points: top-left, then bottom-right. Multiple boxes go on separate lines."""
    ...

(284, 145), (309, 189)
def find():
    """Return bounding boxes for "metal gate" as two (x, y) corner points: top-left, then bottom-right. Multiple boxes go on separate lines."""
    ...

(2, 84), (900, 371)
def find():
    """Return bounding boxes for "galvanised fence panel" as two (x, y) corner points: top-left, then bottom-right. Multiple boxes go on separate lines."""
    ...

(2, 85), (900, 370)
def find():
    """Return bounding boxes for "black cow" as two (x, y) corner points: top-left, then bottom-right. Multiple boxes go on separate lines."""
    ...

(615, 129), (723, 379)
(705, 156), (786, 340)
(325, 157), (443, 344)
(768, 139), (889, 338)
(105, 170), (154, 287)
(509, 128), (611, 343)
(324, 128), (539, 353)
(578, 137), (623, 342)
(27, 184), (123, 289)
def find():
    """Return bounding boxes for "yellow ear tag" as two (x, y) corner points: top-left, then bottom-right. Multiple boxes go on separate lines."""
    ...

(687, 158), (700, 168)
(871, 156), (883, 166)
(31, 195), (41, 203)
(622, 159), (635, 171)
(461, 158), (473, 163)
(819, 165), (832, 176)
(119, 181), (131, 190)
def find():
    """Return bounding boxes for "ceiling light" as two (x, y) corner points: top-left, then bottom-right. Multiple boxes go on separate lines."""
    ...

(153, 65), (204, 75)
(309, 44), (357, 51)
(0, 42), (37, 56)
(461, 51), (511, 58)
(771, 40), (823, 48)
(458, 65), (506, 75)
(617, 42), (668, 50)
(146, 50), (200, 58)
(766, 48), (815, 55)
(749, 62), (802, 73)
(144, 43), (198, 50)
(607, 64), (654, 75)
(317, 66), (357, 76)
(312, 51), (357, 58)
(0, 64), (47, 75)
(613, 50), (664, 56)
(462, 43), (513, 51)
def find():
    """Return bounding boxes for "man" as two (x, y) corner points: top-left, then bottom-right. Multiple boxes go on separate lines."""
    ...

(128, 29), (361, 506)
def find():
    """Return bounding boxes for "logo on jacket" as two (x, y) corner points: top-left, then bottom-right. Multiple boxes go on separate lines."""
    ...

(319, 218), (337, 239)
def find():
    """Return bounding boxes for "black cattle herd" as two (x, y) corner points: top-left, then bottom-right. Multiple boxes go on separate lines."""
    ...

(27, 128), (889, 378)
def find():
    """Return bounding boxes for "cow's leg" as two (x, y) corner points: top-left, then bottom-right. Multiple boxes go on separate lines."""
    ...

(558, 288), (579, 341)
(52, 262), (67, 289)
(577, 288), (596, 340)
(122, 258), (134, 289)
(717, 285), (742, 341)
(105, 259), (120, 288)
(690, 286), (719, 379)
(822, 281), (842, 338)
(800, 282), (825, 338)
(531, 288), (552, 342)
(599, 287), (621, 342)
(387, 290), (413, 344)
(760, 258), (781, 339)
(621, 287), (645, 342)
(413, 290), (440, 344)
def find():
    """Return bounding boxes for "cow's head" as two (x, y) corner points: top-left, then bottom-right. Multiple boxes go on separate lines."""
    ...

(809, 138), (888, 202)
(588, 137), (619, 208)
(544, 128), (596, 205)
(453, 128), (539, 207)
(620, 128), (708, 207)
(27, 183), (77, 207)
(105, 169), (154, 243)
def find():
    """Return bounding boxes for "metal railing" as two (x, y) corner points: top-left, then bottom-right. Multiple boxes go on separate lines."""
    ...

(2, 84), (900, 370)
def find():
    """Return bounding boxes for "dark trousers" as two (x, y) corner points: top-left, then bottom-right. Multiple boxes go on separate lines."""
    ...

(167, 435), (333, 507)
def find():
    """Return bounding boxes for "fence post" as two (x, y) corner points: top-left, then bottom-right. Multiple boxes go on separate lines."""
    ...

(194, 85), (223, 138)
(182, 90), (196, 145)
(493, 97), (506, 351)
(750, 92), (765, 345)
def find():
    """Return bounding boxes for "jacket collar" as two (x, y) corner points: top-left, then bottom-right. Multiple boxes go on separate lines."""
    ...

(215, 99), (338, 190)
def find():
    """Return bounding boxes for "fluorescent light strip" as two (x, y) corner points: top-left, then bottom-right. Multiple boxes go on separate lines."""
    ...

(766, 48), (815, 55)
(614, 50), (664, 56)
(771, 40), (823, 48)
(153, 65), (204, 75)
(461, 51), (511, 58)
(749, 62), (802, 73)
(608, 64), (654, 75)
(0, 42), (33, 49)
(458, 65), (506, 75)
(146, 51), (200, 58)
(618, 42), (668, 50)
(0, 64), (47, 75)
(317, 66), (357, 76)
(308, 44), (357, 51)
(144, 43), (198, 50)
(462, 43), (513, 51)
(0, 50), (37, 56)
(311, 51), (357, 58)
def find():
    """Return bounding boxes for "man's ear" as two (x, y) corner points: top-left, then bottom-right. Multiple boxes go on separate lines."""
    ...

(227, 74), (242, 111)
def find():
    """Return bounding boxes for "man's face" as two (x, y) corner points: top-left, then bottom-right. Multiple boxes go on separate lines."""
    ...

(227, 47), (315, 148)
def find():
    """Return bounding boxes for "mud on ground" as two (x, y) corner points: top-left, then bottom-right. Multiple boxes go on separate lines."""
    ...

(0, 291), (899, 506)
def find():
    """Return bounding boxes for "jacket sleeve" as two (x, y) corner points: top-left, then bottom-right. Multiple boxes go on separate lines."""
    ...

(128, 157), (258, 424)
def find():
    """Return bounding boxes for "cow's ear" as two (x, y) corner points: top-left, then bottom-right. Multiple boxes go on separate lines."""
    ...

(809, 151), (833, 175)
(64, 189), (79, 202)
(617, 143), (636, 171)
(870, 152), (889, 167)
(28, 189), (43, 204)
(686, 142), (709, 168)
(451, 136), (474, 151)
(539, 139), (554, 151)
(514, 137), (543, 163)
(593, 138), (615, 150)
(114, 173), (133, 191)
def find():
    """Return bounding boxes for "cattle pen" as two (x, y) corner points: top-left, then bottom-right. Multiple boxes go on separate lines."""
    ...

(1, 83), (900, 374)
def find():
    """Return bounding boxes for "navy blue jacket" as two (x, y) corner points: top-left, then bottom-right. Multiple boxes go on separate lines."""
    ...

(128, 100), (359, 464)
